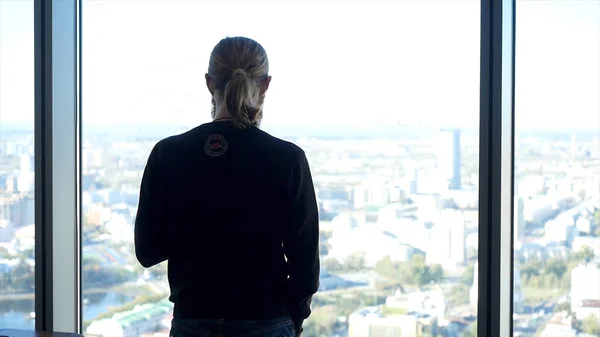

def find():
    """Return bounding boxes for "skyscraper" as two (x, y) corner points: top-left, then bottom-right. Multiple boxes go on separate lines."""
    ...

(427, 209), (466, 267)
(435, 129), (462, 190)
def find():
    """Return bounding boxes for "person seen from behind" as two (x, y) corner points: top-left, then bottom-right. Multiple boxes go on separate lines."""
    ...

(134, 36), (320, 337)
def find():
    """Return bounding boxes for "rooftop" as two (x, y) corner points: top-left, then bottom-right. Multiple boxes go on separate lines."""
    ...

(580, 299), (600, 308)
(112, 300), (173, 327)
(351, 306), (432, 320)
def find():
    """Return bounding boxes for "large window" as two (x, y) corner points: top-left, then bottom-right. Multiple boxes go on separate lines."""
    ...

(513, 1), (600, 337)
(0, 0), (36, 329)
(81, 1), (480, 336)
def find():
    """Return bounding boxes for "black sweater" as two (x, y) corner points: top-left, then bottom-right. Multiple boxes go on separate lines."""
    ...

(134, 121), (320, 333)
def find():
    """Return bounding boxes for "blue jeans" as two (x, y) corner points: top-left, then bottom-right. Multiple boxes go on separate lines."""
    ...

(170, 317), (296, 337)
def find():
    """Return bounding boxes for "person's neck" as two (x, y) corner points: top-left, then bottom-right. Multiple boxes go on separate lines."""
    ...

(213, 104), (231, 121)
(213, 115), (232, 122)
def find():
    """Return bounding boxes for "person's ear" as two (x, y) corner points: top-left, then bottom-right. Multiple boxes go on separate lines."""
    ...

(260, 76), (272, 96)
(205, 74), (215, 96)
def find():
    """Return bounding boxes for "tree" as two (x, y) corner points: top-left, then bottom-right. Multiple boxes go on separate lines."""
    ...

(345, 252), (366, 271)
(461, 321), (477, 337)
(319, 230), (332, 241)
(303, 306), (337, 337)
(409, 255), (444, 287)
(319, 230), (332, 256)
(460, 264), (475, 286)
(319, 241), (330, 256)
(409, 254), (430, 287)
(574, 246), (595, 264)
(11, 258), (34, 291)
(429, 264), (444, 283)
(375, 256), (396, 279)
(322, 257), (343, 271)
(447, 284), (470, 307)
(553, 302), (571, 313)
(521, 258), (542, 280)
(544, 257), (567, 280)
(582, 315), (600, 336)
(375, 255), (444, 288)
(411, 263), (427, 287)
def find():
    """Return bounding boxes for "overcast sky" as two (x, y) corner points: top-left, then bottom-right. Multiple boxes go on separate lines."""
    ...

(1, 0), (598, 133)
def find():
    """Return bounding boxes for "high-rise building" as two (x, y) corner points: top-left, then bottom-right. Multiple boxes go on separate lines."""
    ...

(427, 209), (465, 267)
(0, 195), (34, 229)
(82, 147), (103, 171)
(435, 129), (461, 190)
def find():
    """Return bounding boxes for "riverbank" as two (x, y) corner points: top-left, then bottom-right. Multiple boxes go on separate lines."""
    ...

(1, 280), (169, 330)
(0, 281), (142, 302)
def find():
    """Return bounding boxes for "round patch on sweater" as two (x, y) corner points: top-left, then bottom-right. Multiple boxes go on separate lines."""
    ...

(204, 134), (228, 157)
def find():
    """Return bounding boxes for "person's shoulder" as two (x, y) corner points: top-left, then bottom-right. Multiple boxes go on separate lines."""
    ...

(253, 128), (305, 157)
(150, 123), (211, 159)
(156, 123), (212, 148)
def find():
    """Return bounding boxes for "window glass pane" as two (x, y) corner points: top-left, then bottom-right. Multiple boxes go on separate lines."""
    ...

(82, 2), (480, 336)
(514, 1), (600, 336)
(0, 0), (35, 329)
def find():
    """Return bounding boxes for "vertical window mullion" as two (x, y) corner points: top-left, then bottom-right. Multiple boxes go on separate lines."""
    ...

(478, 0), (516, 336)
(34, 0), (81, 332)
(34, 0), (54, 331)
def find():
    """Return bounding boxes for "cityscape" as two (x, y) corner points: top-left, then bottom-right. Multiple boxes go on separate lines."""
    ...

(1, 1), (599, 336)
(1, 126), (598, 337)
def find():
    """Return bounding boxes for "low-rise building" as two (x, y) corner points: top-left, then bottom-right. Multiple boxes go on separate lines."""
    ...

(571, 264), (600, 314)
(349, 304), (439, 337)
(539, 312), (576, 337)
(574, 299), (600, 321)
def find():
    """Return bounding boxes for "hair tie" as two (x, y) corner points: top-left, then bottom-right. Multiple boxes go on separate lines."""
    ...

(232, 69), (247, 77)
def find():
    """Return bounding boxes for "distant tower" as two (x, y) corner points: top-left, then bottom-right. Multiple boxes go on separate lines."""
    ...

(427, 209), (465, 267)
(435, 129), (461, 190)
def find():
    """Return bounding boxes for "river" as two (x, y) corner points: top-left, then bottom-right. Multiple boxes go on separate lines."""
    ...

(0, 292), (134, 329)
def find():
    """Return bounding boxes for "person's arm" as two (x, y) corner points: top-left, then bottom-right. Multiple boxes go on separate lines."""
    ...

(134, 143), (168, 268)
(283, 150), (320, 336)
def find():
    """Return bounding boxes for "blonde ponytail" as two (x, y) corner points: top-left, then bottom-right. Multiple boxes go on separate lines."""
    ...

(224, 69), (261, 129)
(207, 37), (270, 129)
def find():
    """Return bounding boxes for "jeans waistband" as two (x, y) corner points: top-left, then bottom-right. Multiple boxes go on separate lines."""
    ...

(171, 317), (294, 337)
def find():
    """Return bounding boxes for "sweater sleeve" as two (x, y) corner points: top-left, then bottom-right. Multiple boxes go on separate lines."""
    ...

(134, 143), (168, 268)
(282, 150), (320, 334)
